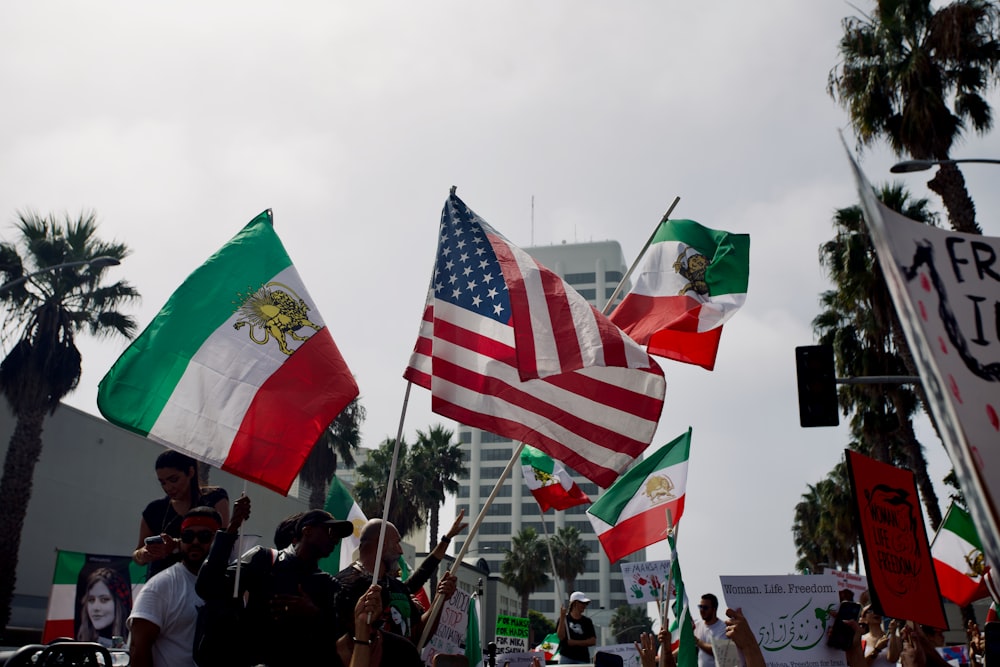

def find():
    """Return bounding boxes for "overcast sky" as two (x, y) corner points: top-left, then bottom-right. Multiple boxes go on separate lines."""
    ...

(3, 1), (1000, 610)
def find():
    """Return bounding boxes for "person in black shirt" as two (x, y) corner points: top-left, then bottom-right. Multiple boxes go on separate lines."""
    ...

(558, 591), (596, 664)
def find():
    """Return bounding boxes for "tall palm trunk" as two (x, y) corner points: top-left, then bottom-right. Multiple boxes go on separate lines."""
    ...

(0, 408), (46, 633)
(928, 164), (981, 235)
(428, 503), (440, 592)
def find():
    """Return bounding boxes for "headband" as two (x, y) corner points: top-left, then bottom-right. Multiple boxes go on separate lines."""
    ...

(181, 515), (221, 532)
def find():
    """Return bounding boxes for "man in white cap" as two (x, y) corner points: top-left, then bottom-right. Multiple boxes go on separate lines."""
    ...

(557, 591), (596, 664)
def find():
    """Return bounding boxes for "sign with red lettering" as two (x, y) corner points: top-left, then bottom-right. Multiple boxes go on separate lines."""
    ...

(846, 450), (946, 628)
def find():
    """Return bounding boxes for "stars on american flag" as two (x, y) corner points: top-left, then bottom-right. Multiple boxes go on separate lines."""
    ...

(433, 201), (510, 323)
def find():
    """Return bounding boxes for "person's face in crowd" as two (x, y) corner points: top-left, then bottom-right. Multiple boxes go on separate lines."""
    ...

(698, 598), (716, 622)
(86, 581), (115, 631)
(861, 607), (882, 632)
(180, 526), (215, 566)
(570, 601), (588, 618)
(380, 525), (404, 570)
(157, 465), (194, 501)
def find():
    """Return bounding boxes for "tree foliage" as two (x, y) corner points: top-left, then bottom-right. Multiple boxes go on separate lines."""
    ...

(501, 527), (550, 618)
(0, 211), (139, 631)
(299, 397), (366, 508)
(547, 526), (590, 599)
(609, 604), (653, 644)
(354, 436), (426, 538)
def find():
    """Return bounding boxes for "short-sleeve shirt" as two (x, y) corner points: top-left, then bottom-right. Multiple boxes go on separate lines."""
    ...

(694, 617), (728, 667)
(141, 488), (228, 578)
(559, 614), (596, 663)
(128, 562), (201, 667)
(334, 564), (425, 643)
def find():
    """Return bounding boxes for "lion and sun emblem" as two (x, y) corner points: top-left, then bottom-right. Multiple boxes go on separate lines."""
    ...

(233, 282), (320, 355)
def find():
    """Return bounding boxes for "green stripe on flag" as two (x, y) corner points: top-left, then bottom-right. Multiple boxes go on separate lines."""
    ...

(97, 211), (292, 435)
(589, 429), (690, 525)
(52, 551), (87, 585)
(652, 220), (749, 296)
(520, 445), (556, 474)
(943, 503), (982, 548)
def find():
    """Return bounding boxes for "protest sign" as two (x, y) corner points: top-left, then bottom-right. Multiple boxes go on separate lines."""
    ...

(495, 614), (530, 654)
(43, 550), (146, 644)
(847, 149), (1000, 572)
(422, 588), (472, 666)
(490, 652), (543, 667)
(621, 559), (670, 604)
(720, 574), (845, 667)
(594, 643), (641, 666)
(830, 571), (866, 601)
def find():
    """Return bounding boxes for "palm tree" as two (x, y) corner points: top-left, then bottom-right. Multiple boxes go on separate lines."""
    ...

(501, 527), (549, 618)
(792, 464), (859, 574)
(609, 604), (653, 644)
(410, 424), (465, 590)
(0, 211), (138, 631)
(354, 436), (425, 538)
(298, 397), (366, 508)
(828, 0), (1000, 234)
(813, 184), (943, 529)
(547, 526), (590, 598)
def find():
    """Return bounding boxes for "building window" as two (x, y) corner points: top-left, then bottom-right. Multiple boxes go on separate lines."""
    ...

(457, 487), (469, 498)
(605, 270), (623, 283)
(488, 503), (512, 516)
(480, 484), (511, 498)
(575, 288), (596, 300)
(460, 431), (472, 444)
(480, 521), (512, 534)
(564, 272), (596, 284)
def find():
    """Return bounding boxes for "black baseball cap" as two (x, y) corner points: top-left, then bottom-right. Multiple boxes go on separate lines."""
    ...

(295, 509), (354, 539)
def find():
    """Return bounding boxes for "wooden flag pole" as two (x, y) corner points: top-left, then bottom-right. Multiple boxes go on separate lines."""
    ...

(603, 196), (681, 311)
(417, 440), (527, 650)
(661, 508), (675, 633)
(537, 508), (564, 608)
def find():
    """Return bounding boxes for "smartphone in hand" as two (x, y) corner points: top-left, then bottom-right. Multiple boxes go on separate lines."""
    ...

(827, 601), (862, 650)
(144, 535), (165, 545)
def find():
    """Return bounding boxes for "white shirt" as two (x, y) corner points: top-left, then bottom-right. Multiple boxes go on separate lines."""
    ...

(128, 561), (202, 667)
(694, 617), (728, 667)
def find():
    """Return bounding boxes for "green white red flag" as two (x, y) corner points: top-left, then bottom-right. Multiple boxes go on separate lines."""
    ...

(931, 502), (989, 607)
(97, 210), (359, 495)
(610, 219), (749, 371)
(586, 429), (691, 563)
(319, 476), (367, 574)
(520, 445), (591, 512)
(667, 533), (697, 667)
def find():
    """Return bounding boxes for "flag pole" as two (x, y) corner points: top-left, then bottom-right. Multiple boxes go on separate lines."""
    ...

(661, 509), (675, 631)
(417, 440), (527, 650)
(370, 381), (413, 612)
(232, 479), (249, 598)
(603, 196), (681, 311)
(537, 508), (564, 609)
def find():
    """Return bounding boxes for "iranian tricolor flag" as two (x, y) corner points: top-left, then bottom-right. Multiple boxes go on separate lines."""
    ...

(931, 502), (989, 607)
(586, 428), (690, 563)
(43, 550), (145, 643)
(667, 533), (697, 667)
(520, 445), (591, 512)
(97, 210), (359, 495)
(320, 476), (367, 574)
(610, 219), (749, 371)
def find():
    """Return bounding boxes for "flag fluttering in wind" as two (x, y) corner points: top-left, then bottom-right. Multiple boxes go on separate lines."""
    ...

(932, 502), (990, 607)
(520, 445), (591, 512)
(587, 429), (690, 563)
(668, 533), (697, 667)
(320, 476), (367, 574)
(97, 210), (359, 495)
(610, 219), (749, 371)
(405, 191), (666, 488)
(466, 595), (483, 667)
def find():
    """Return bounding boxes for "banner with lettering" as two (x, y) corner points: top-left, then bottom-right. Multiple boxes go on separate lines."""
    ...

(594, 643), (641, 666)
(621, 560), (670, 604)
(846, 149), (1000, 573)
(421, 588), (473, 667)
(830, 570), (867, 601)
(719, 574), (844, 667)
(495, 614), (530, 654)
(846, 450), (946, 628)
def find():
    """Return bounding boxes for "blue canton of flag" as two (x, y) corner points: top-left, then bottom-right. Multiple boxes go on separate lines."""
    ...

(405, 191), (666, 488)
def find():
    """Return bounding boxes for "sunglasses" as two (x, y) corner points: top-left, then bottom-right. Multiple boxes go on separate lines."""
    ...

(697, 605), (712, 610)
(180, 530), (214, 544)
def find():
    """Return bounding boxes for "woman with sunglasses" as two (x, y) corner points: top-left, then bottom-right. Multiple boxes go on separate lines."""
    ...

(133, 450), (229, 578)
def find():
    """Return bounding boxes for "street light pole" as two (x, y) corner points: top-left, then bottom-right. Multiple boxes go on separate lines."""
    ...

(890, 158), (1000, 173)
(0, 256), (120, 296)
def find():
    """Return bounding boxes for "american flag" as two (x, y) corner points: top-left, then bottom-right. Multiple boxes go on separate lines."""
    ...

(405, 192), (666, 488)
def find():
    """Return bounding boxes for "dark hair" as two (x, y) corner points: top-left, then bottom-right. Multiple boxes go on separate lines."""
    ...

(185, 506), (223, 525)
(76, 567), (131, 642)
(155, 450), (199, 504)
(274, 512), (304, 550)
(701, 593), (719, 609)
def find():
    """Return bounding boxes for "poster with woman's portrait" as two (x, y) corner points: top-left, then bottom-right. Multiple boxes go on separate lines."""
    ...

(42, 550), (146, 644)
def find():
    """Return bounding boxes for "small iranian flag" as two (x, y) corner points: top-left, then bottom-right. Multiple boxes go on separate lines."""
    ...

(610, 219), (749, 371)
(667, 533), (697, 667)
(97, 210), (359, 495)
(586, 429), (690, 563)
(520, 445), (591, 512)
(320, 476), (367, 574)
(931, 502), (989, 607)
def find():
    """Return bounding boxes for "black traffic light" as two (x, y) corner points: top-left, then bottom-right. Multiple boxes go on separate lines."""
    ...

(795, 344), (839, 427)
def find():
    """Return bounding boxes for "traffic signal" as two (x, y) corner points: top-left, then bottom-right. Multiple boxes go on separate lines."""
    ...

(796, 344), (839, 427)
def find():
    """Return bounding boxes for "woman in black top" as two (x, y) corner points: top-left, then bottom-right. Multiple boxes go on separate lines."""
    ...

(131, 450), (229, 578)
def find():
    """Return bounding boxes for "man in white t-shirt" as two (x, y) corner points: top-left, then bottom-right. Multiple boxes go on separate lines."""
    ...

(128, 505), (223, 667)
(694, 593), (728, 667)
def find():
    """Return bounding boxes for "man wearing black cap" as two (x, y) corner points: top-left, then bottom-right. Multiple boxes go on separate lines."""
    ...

(196, 496), (354, 667)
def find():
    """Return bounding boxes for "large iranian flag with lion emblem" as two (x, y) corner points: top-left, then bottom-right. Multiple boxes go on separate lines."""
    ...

(587, 429), (691, 563)
(609, 219), (749, 371)
(97, 210), (358, 494)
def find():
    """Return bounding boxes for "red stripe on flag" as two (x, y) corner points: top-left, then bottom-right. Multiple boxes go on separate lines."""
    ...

(492, 237), (544, 378)
(597, 497), (686, 563)
(647, 325), (723, 371)
(43, 619), (75, 643)
(933, 561), (988, 607)
(223, 328), (359, 494)
(537, 260), (584, 372)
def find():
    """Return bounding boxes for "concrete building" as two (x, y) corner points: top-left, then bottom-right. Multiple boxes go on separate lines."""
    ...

(453, 239), (645, 628)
